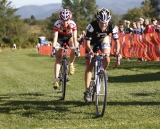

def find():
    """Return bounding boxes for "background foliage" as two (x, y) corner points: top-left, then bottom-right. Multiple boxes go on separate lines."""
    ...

(0, 0), (159, 48)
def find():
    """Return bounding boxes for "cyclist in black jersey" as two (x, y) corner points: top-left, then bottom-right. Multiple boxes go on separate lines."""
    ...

(84, 8), (120, 102)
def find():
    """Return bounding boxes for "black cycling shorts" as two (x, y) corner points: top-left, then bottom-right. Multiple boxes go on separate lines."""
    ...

(57, 33), (72, 46)
(85, 42), (102, 53)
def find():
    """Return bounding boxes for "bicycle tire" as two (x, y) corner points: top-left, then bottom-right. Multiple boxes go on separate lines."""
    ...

(95, 70), (108, 117)
(61, 59), (68, 100)
(89, 80), (96, 102)
(58, 66), (62, 91)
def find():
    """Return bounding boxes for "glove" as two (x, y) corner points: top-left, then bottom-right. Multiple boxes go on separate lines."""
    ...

(50, 47), (56, 57)
(115, 51), (119, 58)
(75, 47), (80, 57)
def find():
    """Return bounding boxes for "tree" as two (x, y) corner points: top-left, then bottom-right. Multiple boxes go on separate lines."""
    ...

(30, 15), (36, 25)
(23, 15), (36, 25)
(141, 0), (154, 19)
(122, 0), (158, 23)
(122, 7), (144, 23)
(142, 0), (160, 18)
(0, 0), (25, 46)
(44, 12), (59, 41)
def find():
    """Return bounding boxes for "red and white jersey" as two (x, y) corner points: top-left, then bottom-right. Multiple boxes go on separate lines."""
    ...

(53, 20), (77, 35)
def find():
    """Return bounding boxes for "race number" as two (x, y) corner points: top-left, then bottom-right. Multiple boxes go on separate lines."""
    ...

(86, 24), (94, 32)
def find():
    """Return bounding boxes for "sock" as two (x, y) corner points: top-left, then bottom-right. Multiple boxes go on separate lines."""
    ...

(54, 78), (58, 82)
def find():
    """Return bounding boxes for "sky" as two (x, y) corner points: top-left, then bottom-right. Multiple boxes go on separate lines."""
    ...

(10, 0), (62, 7)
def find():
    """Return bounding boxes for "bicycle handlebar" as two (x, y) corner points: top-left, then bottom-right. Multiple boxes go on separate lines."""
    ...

(87, 53), (121, 67)
(87, 53), (108, 65)
(51, 45), (79, 57)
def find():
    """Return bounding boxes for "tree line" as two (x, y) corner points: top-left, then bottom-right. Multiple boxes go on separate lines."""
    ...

(0, 0), (159, 49)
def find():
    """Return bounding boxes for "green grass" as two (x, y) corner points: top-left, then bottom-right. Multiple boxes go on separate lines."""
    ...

(0, 49), (160, 129)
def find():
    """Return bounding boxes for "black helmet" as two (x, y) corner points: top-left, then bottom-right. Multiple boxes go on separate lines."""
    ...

(95, 8), (111, 23)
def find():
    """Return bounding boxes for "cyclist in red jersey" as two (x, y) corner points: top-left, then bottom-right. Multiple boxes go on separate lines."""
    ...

(51, 9), (78, 89)
(84, 8), (120, 102)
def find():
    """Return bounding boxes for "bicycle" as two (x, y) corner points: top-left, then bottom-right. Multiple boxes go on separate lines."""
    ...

(88, 53), (108, 117)
(54, 43), (77, 100)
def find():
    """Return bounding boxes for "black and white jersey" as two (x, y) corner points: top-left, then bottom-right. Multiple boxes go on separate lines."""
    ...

(85, 20), (119, 45)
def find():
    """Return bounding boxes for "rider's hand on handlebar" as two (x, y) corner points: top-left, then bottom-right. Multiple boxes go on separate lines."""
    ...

(86, 51), (93, 61)
(75, 47), (80, 57)
(115, 51), (119, 58)
(88, 51), (93, 56)
(50, 47), (56, 57)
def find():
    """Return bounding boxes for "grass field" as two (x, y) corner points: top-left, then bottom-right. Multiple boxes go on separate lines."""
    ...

(0, 49), (160, 129)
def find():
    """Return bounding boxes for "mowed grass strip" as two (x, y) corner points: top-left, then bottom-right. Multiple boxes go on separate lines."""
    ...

(0, 49), (159, 129)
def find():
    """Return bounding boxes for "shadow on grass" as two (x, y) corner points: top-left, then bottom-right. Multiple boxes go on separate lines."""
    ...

(109, 72), (160, 83)
(0, 92), (93, 119)
(117, 59), (160, 70)
(108, 101), (160, 106)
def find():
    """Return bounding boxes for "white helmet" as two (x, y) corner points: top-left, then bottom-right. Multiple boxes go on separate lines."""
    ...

(59, 9), (72, 21)
(95, 8), (111, 23)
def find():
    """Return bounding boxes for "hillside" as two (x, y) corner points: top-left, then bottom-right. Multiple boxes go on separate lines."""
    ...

(15, 0), (144, 19)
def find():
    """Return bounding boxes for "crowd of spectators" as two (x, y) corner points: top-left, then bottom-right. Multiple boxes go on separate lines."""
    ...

(118, 17), (160, 61)
(119, 17), (160, 35)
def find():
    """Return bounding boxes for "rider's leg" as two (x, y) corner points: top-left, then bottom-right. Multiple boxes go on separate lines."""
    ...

(84, 58), (94, 102)
(68, 37), (76, 64)
(85, 59), (94, 91)
(102, 48), (110, 70)
(68, 38), (76, 75)
(53, 49), (62, 89)
(101, 36), (111, 70)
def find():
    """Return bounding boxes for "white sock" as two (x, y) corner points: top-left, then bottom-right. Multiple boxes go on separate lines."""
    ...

(54, 78), (58, 82)
(70, 62), (73, 65)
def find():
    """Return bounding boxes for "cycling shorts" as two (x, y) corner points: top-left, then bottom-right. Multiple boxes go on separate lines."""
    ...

(86, 36), (111, 53)
(57, 33), (72, 46)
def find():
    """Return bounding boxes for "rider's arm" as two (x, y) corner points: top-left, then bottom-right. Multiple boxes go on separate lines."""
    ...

(114, 39), (120, 54)
(52, 31), (58, 47)
(72, 29), (78, 47)
(85, 39), (93, 53)
(85, 23), (94, 53)
(111, 24), (120, 54)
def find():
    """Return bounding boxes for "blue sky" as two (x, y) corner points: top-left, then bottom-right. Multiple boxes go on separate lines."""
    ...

(11, 0), (61, 7)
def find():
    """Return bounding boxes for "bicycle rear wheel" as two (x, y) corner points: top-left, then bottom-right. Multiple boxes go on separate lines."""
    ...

(61, 59), (68, 100)
(95, 70), (108, 117)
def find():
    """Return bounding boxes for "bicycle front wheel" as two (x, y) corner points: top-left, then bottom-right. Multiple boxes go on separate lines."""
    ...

(95, 70), (108, 117)
(61, 59), (68, 100)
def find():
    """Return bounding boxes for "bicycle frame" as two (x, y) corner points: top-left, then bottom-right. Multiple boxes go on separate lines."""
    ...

(90, 53), (106, 88)
(89, 53), (108, 117)
(55, 43), (76, 100)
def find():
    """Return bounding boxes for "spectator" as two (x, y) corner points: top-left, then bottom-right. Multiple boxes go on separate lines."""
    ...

(131, 21), (137, 34)
(123, 20), (127, 31)
(124, 20), (132, 34)
(139, 18), (145, 31)
(134, 21), (143, 35)
(37, 42), (40, 54)
(135, 21), (144, 61)
(143, 19), (153, 34)
(151, 18), (160, 32)
(118, 23), (125, 34)
(13, 43), (16, 50)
